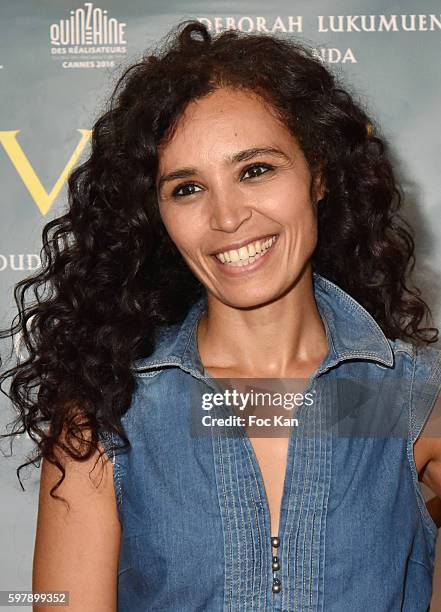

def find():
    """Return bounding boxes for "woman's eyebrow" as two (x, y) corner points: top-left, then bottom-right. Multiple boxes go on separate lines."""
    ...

(157, 146), (290, 193)
(232, 146), (290, 163)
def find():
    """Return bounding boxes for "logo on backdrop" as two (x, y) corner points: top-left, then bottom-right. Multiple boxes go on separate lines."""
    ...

(0, 255), (41, 272)
(0, 129), (91, 215)
(197, 16), (304, 33)
(197, 17), (356, 63)
(49, 2), (127, 69)
(317, 14), (441, 32)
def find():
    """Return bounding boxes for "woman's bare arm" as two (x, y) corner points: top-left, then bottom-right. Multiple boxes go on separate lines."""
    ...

(425, 495), (441, 528)
(32, 440), (121, 611)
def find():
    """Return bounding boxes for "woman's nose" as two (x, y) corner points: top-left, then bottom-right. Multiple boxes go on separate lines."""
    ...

(208, 190), (253, 233)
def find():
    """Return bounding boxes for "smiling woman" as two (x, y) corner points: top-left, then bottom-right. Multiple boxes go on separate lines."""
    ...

(156, 88), (325, 296)
(1, 18), (441, 612)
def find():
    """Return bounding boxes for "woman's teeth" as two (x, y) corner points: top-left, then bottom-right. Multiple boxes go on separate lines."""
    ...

(214, 234), (279, 267)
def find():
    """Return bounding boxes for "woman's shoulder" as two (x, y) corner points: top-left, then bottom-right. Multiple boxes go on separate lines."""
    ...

(386, 336), (441, 371)
(131, 322), (184, 376)
(131, 296), (207, 377)
(387, 338), (441, 443)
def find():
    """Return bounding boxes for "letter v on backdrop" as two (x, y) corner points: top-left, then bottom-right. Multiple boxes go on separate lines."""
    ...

(0, 129), (91, 215)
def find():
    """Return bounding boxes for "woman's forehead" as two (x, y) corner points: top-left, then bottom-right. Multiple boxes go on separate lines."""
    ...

(158, 89), (295, 160)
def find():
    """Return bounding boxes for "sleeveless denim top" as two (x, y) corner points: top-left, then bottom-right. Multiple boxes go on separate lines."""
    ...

(99, 272), (441, 611)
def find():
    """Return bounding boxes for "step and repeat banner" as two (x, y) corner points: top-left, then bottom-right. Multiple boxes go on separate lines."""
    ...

(1, 1), (440, 608)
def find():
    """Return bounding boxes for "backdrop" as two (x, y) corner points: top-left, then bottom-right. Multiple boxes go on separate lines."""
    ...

(1, 1), (440, 608)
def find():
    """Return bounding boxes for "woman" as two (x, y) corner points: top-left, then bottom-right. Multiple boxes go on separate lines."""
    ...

(1, 19), (441, 612)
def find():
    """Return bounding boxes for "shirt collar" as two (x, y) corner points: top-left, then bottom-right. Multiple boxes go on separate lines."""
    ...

(132, 271), (394, 375)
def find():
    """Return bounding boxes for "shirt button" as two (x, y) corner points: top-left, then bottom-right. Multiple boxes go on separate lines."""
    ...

(272, 555), (280, 571)
(271, 536), (280, 548)
(272, 577), (282, 593)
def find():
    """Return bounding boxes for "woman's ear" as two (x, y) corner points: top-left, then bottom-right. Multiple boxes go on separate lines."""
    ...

(313, 170), (327, 204)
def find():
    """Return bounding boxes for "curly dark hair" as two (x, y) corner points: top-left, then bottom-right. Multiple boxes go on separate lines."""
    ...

(0, 19), (438, 505)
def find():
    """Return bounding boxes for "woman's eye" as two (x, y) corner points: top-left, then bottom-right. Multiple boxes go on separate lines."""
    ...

(170, 163), (274, 198)
(171, 183), (202, 198)
(242, 163), (274, 180)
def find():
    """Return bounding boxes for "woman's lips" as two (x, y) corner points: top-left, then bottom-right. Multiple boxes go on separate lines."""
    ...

(211, 234), (280, 276)
(210, 232), (277, 256)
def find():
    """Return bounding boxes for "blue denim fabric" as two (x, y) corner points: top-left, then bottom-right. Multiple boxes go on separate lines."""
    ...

(99, 271), (441, 611)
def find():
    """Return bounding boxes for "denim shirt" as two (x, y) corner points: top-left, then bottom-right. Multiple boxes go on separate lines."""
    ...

(99, 271), (441, 611)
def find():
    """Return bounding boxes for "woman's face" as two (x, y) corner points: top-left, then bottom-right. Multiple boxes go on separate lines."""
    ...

(156, 87), (325, 308)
